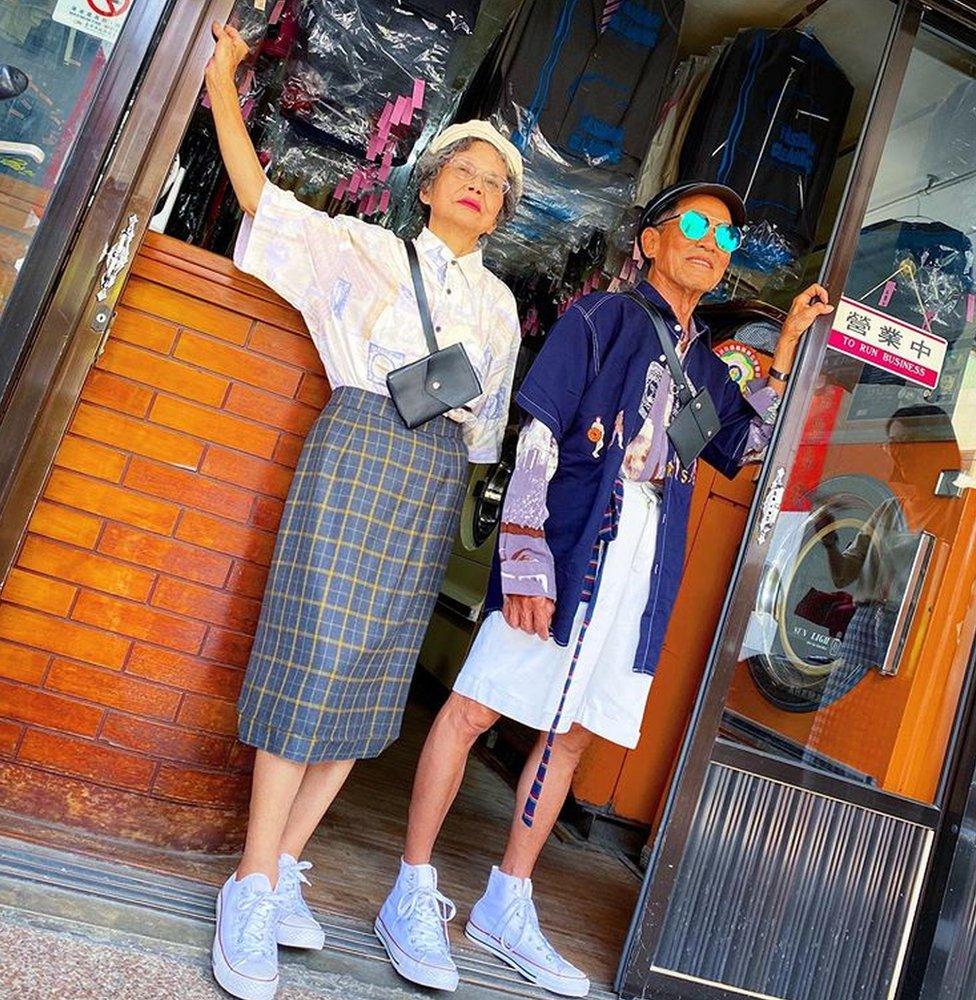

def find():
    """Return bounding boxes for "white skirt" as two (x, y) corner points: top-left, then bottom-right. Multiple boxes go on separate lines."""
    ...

(454, 479), (659, 749)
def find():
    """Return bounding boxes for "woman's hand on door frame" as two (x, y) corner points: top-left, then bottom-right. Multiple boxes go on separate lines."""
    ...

(202, 22), (265, 217)
(205, 22), (250, 88)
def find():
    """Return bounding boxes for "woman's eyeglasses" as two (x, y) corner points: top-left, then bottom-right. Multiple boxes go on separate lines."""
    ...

(656, 209), (744, 253)
(449, 158), (512, 197)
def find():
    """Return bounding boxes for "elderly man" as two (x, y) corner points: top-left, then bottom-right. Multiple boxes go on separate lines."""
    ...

(375, 181), (833, 996)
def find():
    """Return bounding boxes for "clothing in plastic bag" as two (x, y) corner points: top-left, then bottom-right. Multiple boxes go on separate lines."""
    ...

(483, 109), (634, 277)
(279, 0), (477, 164)
(634, 42), (723, 205)
(679, 28), (853, 257)
(463, 0), (684, 175)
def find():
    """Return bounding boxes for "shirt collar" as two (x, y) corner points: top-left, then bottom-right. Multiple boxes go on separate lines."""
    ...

(416, 227), (484, 287)
(635, 279), (709, 344)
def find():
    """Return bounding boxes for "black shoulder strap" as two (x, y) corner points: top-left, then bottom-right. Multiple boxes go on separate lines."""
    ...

(405, 240), (439, 355)
(624, 289), (692, 405)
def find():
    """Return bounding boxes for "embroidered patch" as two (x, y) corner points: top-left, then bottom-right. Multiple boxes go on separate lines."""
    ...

(587, 416), (606, 458)
(640, 360), (667, 419)
(714, 341), (761, 393)
(612, 410), (625, 449)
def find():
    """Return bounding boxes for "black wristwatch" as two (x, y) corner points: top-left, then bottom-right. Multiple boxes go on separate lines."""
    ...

(769, 366), (791, 382)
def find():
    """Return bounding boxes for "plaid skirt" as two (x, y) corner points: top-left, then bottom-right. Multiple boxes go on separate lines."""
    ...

(237, 387), (467, 762)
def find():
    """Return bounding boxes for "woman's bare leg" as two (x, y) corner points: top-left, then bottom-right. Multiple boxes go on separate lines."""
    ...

(278, 759), (357, 861)
(236, 750), (307, 884)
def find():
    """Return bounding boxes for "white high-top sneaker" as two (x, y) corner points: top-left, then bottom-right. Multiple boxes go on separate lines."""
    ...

(466, 866), (590, 997)
(275, 854), (325, 950)
(212, 872), (280, 1000)
(375, 859), (460, 991)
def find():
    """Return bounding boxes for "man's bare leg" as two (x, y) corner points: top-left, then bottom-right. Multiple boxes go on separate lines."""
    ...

(403, 693), (500, 865)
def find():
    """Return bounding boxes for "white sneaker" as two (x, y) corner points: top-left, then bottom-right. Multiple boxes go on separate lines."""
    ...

(375, 860), (460, 991)
(465, 867), (590, 997)
(275, 854), (326, 950)
(212, 872), (280, 1000)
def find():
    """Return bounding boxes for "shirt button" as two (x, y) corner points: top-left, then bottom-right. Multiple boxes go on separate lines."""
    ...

(451, 260), (458, 266)
(447, 288), (452, 295)
(659, 355), (666, 362)
(674, 324), (681, 332)
(435, 326), (442, 332)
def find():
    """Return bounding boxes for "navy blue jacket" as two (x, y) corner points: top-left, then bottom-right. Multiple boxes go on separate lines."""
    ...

(484, 281), (763, 675)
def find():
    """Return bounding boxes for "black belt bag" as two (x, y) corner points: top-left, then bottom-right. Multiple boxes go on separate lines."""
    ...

(626, 290), (721, 468)
(386, 240), (482, 430)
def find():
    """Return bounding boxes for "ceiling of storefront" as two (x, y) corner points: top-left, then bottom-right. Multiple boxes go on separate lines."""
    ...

(677, 0), (812, 55)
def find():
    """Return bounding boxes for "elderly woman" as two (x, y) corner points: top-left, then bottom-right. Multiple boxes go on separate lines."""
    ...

(203, 23), (523, 1000)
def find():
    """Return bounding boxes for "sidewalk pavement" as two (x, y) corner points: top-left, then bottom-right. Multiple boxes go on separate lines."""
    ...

(0, 903), (418, 1000)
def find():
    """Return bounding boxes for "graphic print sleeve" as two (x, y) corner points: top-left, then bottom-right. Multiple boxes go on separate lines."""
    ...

(498, 418), (559, 599)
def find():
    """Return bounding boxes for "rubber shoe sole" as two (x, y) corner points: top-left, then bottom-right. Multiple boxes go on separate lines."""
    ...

(212, 894), (279, 1000)
(374, 915), (459, 992)
(276, 919), (325, 950)
(464, 920), (590, 998)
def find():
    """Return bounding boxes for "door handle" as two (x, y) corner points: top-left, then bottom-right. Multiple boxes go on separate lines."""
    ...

(90, 212), (139, 356)
(96, 213), (139, 303)
(878, 530), (936, 677)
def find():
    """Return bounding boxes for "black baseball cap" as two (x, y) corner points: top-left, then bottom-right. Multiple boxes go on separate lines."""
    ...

(639, 181), (747, 237)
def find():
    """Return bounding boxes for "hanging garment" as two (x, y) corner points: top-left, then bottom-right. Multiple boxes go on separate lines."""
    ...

(634, 52), (700, 204)
(279, 0), (477, 162)
(848, 219), (974, 342)
(474, 0), (684, 175)
(678, 28), (853, 255)
(635, 43), (722, 204)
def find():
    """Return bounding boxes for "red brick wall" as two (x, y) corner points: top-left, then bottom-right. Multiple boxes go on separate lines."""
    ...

(0, 233), (327, 851)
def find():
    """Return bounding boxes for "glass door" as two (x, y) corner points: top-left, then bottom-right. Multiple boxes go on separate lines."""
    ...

(0, 1), (133, 324)
(0, 0), (172, 400)
(620, 7), (976, 1000)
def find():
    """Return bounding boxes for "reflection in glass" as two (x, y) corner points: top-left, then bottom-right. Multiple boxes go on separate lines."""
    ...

(0, 3), (128, 323)
(724, 25), (976, 804)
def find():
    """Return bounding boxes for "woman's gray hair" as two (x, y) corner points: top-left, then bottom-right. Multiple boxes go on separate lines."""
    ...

(415, 136), (519, 226)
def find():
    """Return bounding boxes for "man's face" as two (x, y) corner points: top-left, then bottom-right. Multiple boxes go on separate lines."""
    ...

(640, 194), (734, 294)
(885, 419), (914, 483)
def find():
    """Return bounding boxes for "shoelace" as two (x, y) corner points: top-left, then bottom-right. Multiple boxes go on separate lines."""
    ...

(237, 885), (279, 959)
(495, 896), (562, 969)
(278, 859), (314, 916)
(396, 884), (457, 954)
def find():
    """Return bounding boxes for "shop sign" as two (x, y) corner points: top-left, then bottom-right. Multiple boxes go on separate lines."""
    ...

(53, 0), (133, 44)
(827, 297), (947, 390)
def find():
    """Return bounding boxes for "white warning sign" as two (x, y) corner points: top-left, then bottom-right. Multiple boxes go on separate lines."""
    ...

(53, 0), (133, 44)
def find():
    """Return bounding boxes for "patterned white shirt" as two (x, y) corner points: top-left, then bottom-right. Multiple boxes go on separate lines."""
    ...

(234, 182), (521, 462)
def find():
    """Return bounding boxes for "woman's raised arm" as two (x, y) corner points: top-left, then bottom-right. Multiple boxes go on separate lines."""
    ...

(203, 22), (265, 217)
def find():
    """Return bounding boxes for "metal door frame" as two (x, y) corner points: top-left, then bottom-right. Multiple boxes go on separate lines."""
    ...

(0, 0), (236, 584)
(0, 0), (172, 408)
(614, 2), (955, 996)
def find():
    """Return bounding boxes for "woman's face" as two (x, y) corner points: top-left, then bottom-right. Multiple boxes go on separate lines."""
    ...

(420, 140), (509, 242)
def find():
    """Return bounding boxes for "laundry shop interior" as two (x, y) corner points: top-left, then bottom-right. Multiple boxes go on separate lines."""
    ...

(0, 0), (975, 995)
